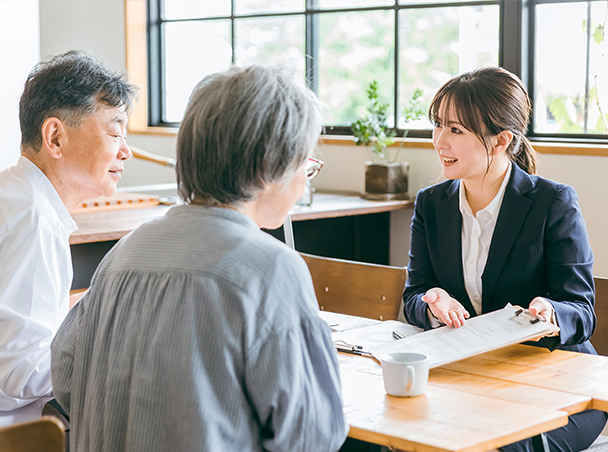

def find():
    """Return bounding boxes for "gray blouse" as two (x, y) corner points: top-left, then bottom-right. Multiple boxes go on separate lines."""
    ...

(51, 205), (348, 452)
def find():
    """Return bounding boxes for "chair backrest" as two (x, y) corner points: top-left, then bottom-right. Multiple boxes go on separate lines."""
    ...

(0, 416), (65, 452)
(592, 276), (608, 356)
(301, 253), (407, 321)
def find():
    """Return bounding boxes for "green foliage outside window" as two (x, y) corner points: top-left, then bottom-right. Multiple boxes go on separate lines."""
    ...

(544, 3), (608, 135)
(351, 80), (423, 162)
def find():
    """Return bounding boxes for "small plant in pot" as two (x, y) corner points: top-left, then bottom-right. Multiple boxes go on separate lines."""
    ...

(351, 80), (423, 200)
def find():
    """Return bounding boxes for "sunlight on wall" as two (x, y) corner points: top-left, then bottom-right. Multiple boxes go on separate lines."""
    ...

(0, 0), (39, 170)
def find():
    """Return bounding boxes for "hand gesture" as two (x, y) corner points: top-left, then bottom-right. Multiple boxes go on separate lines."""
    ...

(422, 288), (470, 328)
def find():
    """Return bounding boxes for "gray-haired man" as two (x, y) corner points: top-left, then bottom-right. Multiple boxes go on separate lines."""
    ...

(0, 50), (136, 426)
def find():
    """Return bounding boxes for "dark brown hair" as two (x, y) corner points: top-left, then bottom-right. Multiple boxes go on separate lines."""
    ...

(429, 67), (537, 175)
(20, 50), (137, 153)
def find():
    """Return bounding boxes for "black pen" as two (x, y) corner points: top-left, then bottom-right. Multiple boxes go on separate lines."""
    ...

(392, 330), (405, 340)
(335, 346), (372, 357)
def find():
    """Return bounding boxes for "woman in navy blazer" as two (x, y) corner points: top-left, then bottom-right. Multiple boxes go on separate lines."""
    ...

(403, 67), (606, 452)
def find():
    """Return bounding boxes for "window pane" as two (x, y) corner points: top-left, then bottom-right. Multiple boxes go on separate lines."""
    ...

(318, 0), (393, 9)
(319, 10), (395, 127)
(234, 0), (303, 15)
(398, 5), (499, 129)
(235, 16), (305, 80)
(535, 1), (608, 135)
(162, 0), (230, 19)
(163, 21), (232, 122)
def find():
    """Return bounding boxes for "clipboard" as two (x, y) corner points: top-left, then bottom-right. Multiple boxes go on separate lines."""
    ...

(369, 303), (559, 368)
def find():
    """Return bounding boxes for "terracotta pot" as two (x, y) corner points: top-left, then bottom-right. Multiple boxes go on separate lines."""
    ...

(363, 161), (409, 200)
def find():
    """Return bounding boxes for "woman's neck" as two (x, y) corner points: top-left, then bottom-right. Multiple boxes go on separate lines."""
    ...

(462, 159), (510, 216)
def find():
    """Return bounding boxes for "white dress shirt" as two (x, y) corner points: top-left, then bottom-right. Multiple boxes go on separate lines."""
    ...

(459, 164), (512, 315)
(0, 156), (77, 427)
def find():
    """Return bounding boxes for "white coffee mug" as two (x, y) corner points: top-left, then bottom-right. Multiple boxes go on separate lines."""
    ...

(380, 352), (430, 397)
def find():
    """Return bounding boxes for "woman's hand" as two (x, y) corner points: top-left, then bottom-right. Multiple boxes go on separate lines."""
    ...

(526, 297), (557, 341)
(422, 288), (470, 328)
(528, 297), (554, 322)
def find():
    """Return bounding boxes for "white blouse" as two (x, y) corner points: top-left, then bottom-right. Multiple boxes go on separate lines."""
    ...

(459, 164), (512, 315)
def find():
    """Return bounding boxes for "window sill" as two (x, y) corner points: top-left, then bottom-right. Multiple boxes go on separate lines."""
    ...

(127, 124), (608, 156)
(128, 125), (179, 137)
(318, 135), (608, 157)
(127, 127), (608, 156)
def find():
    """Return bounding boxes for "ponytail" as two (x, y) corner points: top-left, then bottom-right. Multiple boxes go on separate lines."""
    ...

(512, 136), (537, 175)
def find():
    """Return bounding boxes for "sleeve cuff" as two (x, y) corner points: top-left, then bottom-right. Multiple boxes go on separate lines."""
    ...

(427, 307), (444, 328)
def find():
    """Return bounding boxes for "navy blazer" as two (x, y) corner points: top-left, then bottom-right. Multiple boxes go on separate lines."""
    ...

(403, 163), (597, 353)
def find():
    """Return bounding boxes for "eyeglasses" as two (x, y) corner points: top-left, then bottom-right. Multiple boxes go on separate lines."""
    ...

(305, 157), (324, 180)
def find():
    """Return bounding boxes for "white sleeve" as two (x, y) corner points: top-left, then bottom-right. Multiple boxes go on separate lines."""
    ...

(0, 224), (71, 411)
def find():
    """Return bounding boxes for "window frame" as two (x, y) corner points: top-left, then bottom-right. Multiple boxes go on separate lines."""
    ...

(145, 0), (504, 137)
(526, 0), (608, 144)
(125, 0), (608, 155)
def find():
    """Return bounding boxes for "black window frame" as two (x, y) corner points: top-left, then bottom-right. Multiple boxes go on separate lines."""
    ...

(146, 0), (608, 143)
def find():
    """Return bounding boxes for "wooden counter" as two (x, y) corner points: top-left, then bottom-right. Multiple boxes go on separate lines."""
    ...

(69, 192), (413, 290)
(70, 192), (413, 245)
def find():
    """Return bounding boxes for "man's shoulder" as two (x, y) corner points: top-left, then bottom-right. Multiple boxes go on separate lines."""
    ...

(0, 170), (57, 235)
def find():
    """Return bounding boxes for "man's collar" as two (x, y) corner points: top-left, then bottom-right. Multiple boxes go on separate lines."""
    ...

(17, 155), (78, 234)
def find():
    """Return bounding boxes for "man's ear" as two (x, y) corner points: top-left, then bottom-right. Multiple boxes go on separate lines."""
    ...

(492, 130), (513, 156)
(40, 117), (66, 159)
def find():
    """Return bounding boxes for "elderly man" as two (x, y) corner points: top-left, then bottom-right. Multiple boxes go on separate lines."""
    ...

(0, 50), (136, 426)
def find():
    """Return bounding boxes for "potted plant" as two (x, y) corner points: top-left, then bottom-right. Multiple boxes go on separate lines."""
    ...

(351, 80), (423, 200)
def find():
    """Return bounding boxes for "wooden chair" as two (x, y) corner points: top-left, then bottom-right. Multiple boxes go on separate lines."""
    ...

(0, 416), (65, 452)
(592, 276), (608, 356)
(301, 253), (407, 321)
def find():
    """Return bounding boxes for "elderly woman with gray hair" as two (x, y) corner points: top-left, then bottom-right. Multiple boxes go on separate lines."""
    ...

(50, 65), (349, 452)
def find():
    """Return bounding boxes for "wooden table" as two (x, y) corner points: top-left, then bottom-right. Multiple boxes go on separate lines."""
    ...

(338, 343), (608, 452)
(443, 345), (608, 412)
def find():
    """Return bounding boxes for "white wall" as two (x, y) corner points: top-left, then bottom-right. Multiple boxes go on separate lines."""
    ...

(312, 145), (608, 277)
(0, 0), (39, 170)
(37, 0), (608, 276)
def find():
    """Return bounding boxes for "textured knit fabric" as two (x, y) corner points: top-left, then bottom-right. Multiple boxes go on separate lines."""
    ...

(0, 156), (76, 427)
(51, 205), (348, 452)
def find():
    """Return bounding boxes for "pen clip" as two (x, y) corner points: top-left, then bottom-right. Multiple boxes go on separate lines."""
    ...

(511, 306), (546, 324)
(335, 346), (372, 357)
(334, 340), (363, 351)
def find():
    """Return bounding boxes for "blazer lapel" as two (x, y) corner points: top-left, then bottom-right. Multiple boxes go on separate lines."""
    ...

(482, 164), (534, 309)
(436, 180), (474, 314)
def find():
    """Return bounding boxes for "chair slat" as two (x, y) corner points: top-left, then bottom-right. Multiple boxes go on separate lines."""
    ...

(593, 276), (608, 356)
(301, 253), (406, 321)
(0, 416), (65, 452)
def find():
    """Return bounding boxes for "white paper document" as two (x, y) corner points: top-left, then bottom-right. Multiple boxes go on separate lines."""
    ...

(318, 311), (381, 333)
(332, 320), (423, 353)
(369, 304), (560, 368)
